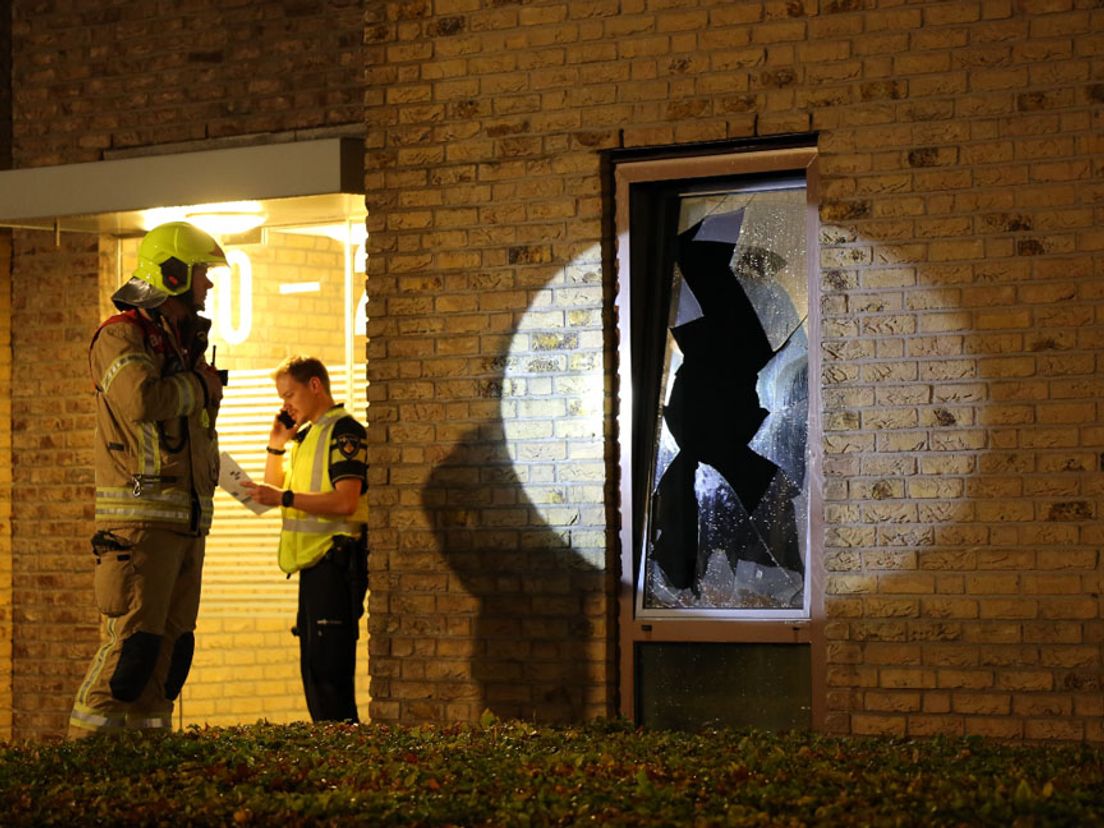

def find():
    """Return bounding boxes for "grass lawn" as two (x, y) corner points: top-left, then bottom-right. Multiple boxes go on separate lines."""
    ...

(0, 718), (1101, 826)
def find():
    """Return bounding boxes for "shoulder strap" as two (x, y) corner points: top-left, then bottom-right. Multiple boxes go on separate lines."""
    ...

(88, 310), (163, 391)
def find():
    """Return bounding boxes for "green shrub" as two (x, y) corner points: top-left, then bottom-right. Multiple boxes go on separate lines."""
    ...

(0, 719), (1101, 826)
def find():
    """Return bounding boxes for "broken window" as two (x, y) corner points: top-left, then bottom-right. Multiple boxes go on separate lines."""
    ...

(637, 182), (810, 614)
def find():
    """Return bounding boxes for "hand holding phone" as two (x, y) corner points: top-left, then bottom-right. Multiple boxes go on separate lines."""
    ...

(277, 410), (296, 428)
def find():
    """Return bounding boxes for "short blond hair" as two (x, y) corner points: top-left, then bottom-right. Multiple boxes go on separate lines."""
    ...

(273, 355), (331, 393)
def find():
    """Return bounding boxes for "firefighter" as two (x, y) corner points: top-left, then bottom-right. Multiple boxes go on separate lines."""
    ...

(243, 356), (368, 722)
(69, 221), (226, 737)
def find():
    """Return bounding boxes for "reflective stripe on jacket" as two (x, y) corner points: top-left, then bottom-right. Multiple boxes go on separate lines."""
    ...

(278, 406), (368, 574)
(90, 310), (220, 533)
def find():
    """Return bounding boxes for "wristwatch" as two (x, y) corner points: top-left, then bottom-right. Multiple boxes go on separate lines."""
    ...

(281, 489), (295, 508)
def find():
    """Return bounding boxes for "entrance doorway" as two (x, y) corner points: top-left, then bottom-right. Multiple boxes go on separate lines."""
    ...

(112, 218), (368, 726)
(614, 143), (824, 730)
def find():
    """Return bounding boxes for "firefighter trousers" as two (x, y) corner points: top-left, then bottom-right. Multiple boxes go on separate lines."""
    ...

(296, 536), (367, 722)
(69, 526), (204, 737)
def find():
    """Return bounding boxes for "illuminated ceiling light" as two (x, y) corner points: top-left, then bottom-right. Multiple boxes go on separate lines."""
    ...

(141, 200), (267, 236)
(278, 281), (322, 295)
(272, 222), (367, 245)
(187, 211), (266, 237)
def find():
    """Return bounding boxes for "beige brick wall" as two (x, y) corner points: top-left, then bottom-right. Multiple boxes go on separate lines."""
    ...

(11, 232), (100, 738)
(7, 0), (364, 740)
(1, 0), (13, 743)
(366, 0), (618, 722)
(0, 231), (11, 742)
(365, 0), (1103, 739)
(814, 0), (1104, 740)
(10, 0), (363, 165)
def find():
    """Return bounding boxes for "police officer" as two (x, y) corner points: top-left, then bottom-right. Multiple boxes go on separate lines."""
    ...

(244, 356), (368, 722)
(70, 222), (226, 737)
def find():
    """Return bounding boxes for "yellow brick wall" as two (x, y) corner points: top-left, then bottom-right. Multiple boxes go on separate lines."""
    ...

(10, 231), (102, 738)
(0, 231), (11, 742)
(181, 615), (371, 728)
(10, 2), (363, 165)
(365, 0), (1104, 740)
(1, 3), (13, 741)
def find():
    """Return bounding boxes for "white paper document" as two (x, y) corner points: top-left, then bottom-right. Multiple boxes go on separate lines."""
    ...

(218, 451), (274, 514)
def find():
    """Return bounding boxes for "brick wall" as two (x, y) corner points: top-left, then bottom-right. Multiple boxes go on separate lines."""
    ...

(0, 0), (10, 168)
(0, 229), (11, 742)
(11, 0), (363, 166)
(11, 232), (100, 738)
(0, 0), (13, 741)
(7, 0), (365, 739)
(365, 0), (1103, 739)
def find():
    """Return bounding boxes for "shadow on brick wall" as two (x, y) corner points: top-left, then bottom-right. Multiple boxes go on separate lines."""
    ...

(422, 431), (605, 723)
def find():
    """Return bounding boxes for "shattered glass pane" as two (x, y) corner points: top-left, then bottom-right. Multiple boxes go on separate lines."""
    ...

(641, 187), (809, 612)
(732, 196), (808, 351)
(750, 328), (808, 487)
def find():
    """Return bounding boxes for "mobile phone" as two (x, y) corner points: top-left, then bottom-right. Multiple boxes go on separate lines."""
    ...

(277, 410), (295, 428)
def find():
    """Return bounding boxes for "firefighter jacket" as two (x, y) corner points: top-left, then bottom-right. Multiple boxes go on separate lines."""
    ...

(278, 405), (368, 574)
(90, 309), (220, 534)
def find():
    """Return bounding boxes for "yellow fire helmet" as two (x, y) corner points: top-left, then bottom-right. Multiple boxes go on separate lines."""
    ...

(111, 221), (227, 310)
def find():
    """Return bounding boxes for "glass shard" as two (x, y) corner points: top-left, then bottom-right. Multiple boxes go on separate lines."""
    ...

(691, 208), (745, 244)
(669, 264), (704, 329)
(750, 327), (809, 486)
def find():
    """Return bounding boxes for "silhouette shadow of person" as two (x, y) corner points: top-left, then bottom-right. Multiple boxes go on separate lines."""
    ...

(421, 389), (609, 722)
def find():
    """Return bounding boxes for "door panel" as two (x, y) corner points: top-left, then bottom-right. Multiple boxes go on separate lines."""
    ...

(636, 642), (811, 731)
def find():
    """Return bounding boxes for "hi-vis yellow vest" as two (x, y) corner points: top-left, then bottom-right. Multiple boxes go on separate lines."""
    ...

(278, 406), (368, 574)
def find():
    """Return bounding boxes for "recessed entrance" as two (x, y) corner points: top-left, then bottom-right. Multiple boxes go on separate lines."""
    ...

(0, 137), (369, 727)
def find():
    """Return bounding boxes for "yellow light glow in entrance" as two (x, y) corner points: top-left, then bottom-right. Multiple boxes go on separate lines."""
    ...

(140, 200), (267, 236)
